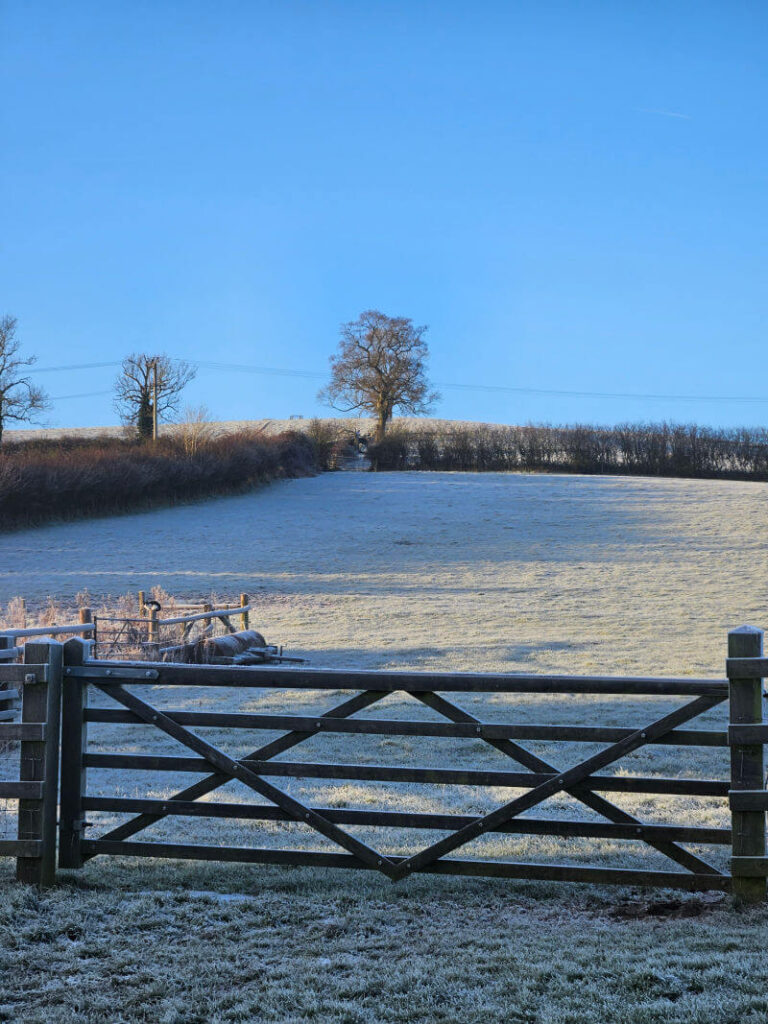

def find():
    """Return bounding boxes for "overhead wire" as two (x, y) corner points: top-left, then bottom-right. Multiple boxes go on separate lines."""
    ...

(33, 360), (123, 373)
(48, 389), (114, 401)
(26, 355), (768, 407)
(178, 358), (768, 406)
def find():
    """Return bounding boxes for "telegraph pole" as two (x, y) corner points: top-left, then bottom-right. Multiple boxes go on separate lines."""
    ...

(152, 359), (158, 441)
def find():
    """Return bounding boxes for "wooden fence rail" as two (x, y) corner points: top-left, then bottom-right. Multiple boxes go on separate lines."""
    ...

(0, 627), (766, 898)
(0, 623), (95, 639)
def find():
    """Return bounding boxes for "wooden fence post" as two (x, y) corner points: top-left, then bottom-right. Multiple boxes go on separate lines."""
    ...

(0, 634), (15, 666)
(202, 602), (213, 639)
(138, 591), (146, 616)
(148, 605), (159, 648)
(59, 639), (89, 869)
(240, 593), (249, 632)
(729, 625), (766, 903)
(78, 606), (95, 659)
(16, 641), (63, 887)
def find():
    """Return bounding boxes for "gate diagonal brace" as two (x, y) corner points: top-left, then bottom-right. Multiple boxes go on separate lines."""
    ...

(413, 691), (724, 878)
(96, 684), (399, 879)
(393, 694), (725, 881)
(92, 689), (389, 850)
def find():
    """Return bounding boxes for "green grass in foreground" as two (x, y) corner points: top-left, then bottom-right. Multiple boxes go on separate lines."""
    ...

(1, 860), (768, 1024)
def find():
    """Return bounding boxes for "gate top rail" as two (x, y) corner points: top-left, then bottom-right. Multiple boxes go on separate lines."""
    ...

(63, 659), (730, 696)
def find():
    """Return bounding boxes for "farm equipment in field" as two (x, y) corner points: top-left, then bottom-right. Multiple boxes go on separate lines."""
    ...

(0, 595), (307, 666)
(91, 595), (306, 665)
(159, 629), (306, 666)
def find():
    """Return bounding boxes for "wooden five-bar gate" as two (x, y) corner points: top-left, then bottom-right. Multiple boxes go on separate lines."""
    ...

(0, 628), (767, 900)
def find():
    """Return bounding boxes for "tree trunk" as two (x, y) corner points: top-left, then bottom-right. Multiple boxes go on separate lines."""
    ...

(137, 391), (153, 441)
(374, 401), (393, 443)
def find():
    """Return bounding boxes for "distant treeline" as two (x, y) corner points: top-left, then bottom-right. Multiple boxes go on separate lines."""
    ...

(0, 431), (316, 531)
(367, 423), (768, 480)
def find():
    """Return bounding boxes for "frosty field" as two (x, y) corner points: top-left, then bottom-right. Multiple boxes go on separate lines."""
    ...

(2, 471), (768, 1023)
(3, 469), (768, 674)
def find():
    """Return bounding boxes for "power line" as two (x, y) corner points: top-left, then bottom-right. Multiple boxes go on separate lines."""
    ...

(435, 382), (768, 404)
(189, 359), (325, 381)
(28, 354), (768, 407)
(182, 358), (768, 406)
(32, 361), (122, 373)
(49, 389), (114, 401)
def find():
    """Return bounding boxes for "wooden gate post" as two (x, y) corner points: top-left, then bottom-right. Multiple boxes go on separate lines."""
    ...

(17, 641), (63, 887)
(728, 625), (767, 903)
(240, 594), (249, 632)
(59, 639), (89, 869)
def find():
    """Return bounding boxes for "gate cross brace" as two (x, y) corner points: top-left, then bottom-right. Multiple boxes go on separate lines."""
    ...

(393, 694), (725, 880)
(96, 684), (399, 880)
(92, 688), (389, 850)
(414, 691), (724, 878)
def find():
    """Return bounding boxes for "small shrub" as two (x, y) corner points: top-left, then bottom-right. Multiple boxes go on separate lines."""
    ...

(367, 429), (410, 470)
(305, 418), (342, 471)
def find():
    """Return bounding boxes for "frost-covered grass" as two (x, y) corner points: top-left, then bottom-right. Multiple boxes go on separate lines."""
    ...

(2, 873), (768, 1024)
(2, 471), (767, 674)
(2, 471), (768, 1021)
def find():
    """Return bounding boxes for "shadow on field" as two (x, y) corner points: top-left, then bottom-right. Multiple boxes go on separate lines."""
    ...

(0, 471), (675, 604)
(288, 641), (603, 670)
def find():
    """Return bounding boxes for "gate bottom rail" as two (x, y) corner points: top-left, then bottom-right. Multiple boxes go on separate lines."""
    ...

(79, 839), (732, 892)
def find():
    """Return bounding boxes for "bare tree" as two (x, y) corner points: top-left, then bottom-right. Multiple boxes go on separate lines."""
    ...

(177, 403), (215, 456)
(114, 353), (196, 440)
(319, 310), (439, 441)
(0, 315), (49, 444)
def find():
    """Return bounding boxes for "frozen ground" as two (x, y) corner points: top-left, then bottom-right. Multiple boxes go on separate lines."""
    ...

(2, 471), (768, 1022)
(2, 470), (767, 675)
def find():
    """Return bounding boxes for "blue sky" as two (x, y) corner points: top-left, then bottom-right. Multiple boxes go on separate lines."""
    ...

(1, 1), (766, 429)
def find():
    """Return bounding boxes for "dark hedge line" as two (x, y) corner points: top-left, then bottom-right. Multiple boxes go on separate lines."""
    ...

(0, 431), (317, 531)
(367, 423), (768, 480)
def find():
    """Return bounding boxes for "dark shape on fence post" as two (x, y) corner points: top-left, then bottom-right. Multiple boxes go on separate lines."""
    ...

(17, 641), (63, 887)
(59, 638), (89, 869)
(729, 625), (767, 903)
